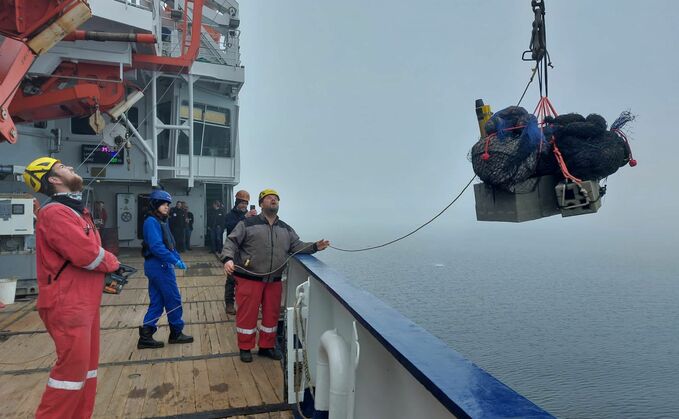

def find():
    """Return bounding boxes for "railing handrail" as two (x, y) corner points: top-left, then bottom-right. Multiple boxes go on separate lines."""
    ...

(291, 254), (554, 419)
(113, 0), (153, 12)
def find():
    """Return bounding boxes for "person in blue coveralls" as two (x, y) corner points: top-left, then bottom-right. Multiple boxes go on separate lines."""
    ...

(137, 189), (194, 349)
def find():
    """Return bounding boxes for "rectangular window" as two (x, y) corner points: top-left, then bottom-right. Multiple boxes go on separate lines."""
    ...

(158, 130), (170, 159)
(127, 106), (139, 128)
(177, 121), (204, 155)
(176, 102), (231, 157)
(71, 116), (98, 135)
(202, 124), (230, 157)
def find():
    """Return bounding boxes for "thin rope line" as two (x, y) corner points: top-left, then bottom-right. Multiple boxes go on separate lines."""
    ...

(517, 65), (538, 107)
(228, 243), (317, 277)
(329, 175), (476, 252)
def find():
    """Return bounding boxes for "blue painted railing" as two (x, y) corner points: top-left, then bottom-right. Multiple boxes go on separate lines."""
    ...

(294, 254), (554, 419)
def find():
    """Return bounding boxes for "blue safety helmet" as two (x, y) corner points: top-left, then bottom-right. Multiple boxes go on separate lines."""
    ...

(149, 189), (172, 210)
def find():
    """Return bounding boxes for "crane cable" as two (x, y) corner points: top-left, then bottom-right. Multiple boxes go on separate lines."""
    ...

(519, 0), (553, 106)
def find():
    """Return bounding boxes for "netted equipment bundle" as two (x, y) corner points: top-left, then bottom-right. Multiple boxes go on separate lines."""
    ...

(470, 106), (550, 192)
(543, 112), (634, 180)
(471, 106), (635, 190)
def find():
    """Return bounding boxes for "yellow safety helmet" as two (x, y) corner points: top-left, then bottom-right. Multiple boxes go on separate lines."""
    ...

(258, 188), (279, 203)
(23, 157), (60, 193)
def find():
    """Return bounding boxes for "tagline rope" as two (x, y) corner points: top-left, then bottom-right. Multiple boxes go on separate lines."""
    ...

(329, 175), (476, 252)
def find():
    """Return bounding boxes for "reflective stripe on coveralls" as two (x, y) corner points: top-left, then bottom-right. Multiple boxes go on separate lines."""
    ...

(259, 325), (277, 333)
(46, 370), (97, 390)
(82, 247), (105, 270)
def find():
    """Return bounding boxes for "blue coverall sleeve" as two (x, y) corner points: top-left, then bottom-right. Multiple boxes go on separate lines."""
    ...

(144, 217), (180, 265)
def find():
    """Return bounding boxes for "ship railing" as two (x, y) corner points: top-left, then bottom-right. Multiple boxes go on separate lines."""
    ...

(159, 16), (240, 66)
(285, 255), (554, 418)
(112, 0), (154, 12)
(197, 21), (241, 66)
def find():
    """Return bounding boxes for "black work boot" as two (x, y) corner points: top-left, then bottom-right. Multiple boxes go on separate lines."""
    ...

(168, 329), (194, 344)
(257, 347), (282, 360)
(240, 349), (253, 363)
(137, 326), (164, 349)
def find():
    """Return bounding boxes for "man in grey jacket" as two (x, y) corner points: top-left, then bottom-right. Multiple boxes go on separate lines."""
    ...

(222, 188), (329, 362)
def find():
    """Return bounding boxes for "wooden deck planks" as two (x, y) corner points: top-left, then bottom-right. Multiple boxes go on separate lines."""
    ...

(192, 359), (214, 413)
(221, 357), (247, 409)
(0, 250), (288, 418)
(232, 354), (265, 408)
(175, 358), (197, 415)
(93, 364), (124, 417)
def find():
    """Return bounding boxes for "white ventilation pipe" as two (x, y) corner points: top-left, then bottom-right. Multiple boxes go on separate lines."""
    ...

(315, 329), (351, 419)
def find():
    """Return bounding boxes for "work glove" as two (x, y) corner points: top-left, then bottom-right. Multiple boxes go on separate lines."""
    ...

(175, 260), (187, 270)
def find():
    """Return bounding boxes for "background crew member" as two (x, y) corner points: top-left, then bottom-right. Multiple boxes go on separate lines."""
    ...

(223, 190), (256, 315)
(23, 157), (120, 418)
(92, 201), (107, 229)
(184, 203), (194, 251)
(207, 200), (226, 254)
(138, 189), (193, 349)
(169, 201), (186, 252)
(222, 189), (329, 362)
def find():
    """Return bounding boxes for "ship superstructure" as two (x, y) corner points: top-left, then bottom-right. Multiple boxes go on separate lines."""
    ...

(0, 0), (244, 292)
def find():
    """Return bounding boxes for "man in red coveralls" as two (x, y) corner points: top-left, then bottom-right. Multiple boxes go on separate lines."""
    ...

(23, 157), (120, 418)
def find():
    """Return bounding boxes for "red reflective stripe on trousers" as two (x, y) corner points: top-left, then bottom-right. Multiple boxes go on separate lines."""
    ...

(234, 277), (282, 350)
(35, 305), (100, 419)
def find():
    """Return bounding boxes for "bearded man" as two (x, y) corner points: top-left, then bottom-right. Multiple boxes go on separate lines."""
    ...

(23, 157), (120, 418)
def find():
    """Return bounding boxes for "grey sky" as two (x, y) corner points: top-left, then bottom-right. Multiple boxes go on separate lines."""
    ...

(234, 1), (678, 251)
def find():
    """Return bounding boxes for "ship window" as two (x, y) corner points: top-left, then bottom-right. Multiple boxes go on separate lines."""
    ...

(177, 102), (231, 157)
(177, 131), (188, 155)
(177, 122), (203, 155)
(71, 116), (98, 135)
(157, 101), (172, 125)
(159, 130), (170, 159)
(127, 107), (139, 128)
(180, 104), (203, 120)
(202, 124), (231, 157)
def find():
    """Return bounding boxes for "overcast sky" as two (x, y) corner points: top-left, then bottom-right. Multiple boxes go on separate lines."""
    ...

(234, 0), (678, 253)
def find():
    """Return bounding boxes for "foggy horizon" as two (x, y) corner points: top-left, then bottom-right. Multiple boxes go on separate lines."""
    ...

(233, 0), (678, 254)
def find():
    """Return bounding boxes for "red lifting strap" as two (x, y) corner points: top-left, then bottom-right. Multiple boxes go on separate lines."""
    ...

(534, 96), (583, 184)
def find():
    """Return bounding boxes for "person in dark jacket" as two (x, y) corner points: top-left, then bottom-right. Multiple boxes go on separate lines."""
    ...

(206, 200), (226, 253)
(138, 190), (193, 349)
(223, 190), (257, 314)
(222, 188), (329, 362)
(184, 203), (194, 251)
(169, 201), (186, 252)
(92, 201), (107, 229)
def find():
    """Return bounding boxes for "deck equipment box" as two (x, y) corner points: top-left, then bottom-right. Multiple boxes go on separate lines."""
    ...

(474, 176), (560, 222)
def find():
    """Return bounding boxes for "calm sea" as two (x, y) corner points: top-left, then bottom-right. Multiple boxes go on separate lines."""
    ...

(316, 225), (679, 419)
